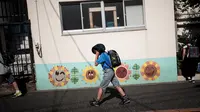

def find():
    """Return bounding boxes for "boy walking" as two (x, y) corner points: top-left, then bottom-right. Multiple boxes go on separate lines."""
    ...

(90, 44), (130, 106)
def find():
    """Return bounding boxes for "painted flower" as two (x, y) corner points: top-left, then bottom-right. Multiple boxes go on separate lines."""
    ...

(82, 66), (99, 83)
(114, 64), (131, 82)
(48, 66), (70, 87)
(140, 61), (160, 81)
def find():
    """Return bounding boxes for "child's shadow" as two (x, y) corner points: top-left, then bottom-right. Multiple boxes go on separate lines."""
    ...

(99, 87), (123, 105)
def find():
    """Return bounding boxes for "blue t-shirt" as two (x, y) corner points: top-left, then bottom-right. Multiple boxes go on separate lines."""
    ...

(96, 52), (112, 70)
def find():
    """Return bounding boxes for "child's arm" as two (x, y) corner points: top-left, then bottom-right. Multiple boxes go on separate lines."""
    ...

(182, 48), (186, 60)
(182, 45), (187, 60)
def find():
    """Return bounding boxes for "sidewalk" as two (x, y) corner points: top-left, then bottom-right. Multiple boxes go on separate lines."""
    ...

(0, 81), (200, 112)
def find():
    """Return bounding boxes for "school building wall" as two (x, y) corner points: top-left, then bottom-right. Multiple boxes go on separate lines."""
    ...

(26, 0), (177, 90)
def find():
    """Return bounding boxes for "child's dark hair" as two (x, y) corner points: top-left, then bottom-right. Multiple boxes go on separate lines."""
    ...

(92, 43), (106, 54)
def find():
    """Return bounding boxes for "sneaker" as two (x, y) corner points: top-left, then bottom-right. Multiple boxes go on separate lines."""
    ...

(12, 91), (22, 98)
(89, 98), (100, 107)
(191, 80), (195, 83)
(188, 79), (192, 82)
(119, 98), (131, 105)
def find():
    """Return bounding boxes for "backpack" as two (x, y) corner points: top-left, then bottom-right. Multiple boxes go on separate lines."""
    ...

(187, 46), (199, 58)
(107, 50), (121, 68)
(91, 44), (122, 68)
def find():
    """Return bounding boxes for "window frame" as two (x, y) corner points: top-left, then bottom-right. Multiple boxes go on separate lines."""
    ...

(59, 0), (146, 36)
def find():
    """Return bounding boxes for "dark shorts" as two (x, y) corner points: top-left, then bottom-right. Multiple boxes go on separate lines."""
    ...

(0, 72), (15, 84)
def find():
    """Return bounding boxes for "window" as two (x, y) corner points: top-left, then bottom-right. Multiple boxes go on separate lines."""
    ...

(61, 2), (82, 30)
(82, 2), (103, 29)
(60, 0), (145, 34)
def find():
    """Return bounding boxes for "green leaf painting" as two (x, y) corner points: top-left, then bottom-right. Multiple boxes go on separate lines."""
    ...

(132, 64), (140, 70)
(132, 64), (141, 80)
(71, 67), (79, 84)
(133, 73), (140, 80)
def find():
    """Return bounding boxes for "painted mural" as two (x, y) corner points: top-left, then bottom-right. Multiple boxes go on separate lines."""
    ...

(48, 66), (70, 87)
(36, 57), (177, 90)
(82, 66), (99, 84)
(114, 63), (132, 82)
(48, 61), (160, 87)
(140, 61), (160, 81)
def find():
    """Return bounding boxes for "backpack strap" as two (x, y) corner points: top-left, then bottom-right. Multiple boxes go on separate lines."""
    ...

(102, 53), (113, 70)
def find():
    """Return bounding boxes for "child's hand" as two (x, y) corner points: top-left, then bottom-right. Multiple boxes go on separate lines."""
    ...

(94, 51), (100, 66)
(95, 51), (100, 56)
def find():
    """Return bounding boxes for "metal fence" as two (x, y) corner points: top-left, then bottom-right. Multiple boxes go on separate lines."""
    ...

(0, 0), (35, 77)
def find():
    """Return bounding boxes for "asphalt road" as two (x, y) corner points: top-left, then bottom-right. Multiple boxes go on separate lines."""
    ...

(0, 81), (200, 112)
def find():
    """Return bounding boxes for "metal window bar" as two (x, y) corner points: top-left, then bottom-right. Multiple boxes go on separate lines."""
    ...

(101, 1), (106, 30)
(80, 3), (84, 30)
(4, 1), (8, 21)
(7, 0), (12, 22)
(122, 0), (126, 26)
(0, 0), (28, 23)
(0, 1), (4, 21)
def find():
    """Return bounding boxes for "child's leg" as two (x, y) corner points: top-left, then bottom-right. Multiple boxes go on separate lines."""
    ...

(111, 75), (130, 104)
(111, 76), (126, 96)
(90, 70), (112, 106)
(5, 73), (22, 97)
(97, 88), (103, 101)
(97, 74), (112, 101)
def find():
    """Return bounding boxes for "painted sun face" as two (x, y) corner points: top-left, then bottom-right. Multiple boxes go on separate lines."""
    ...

(86, 70), (96, 80)
(55, 71), (65, 82)
(144, 65), (157, 77)
(140, 61), (160, 81)
(49, 66), (70, 87)
(82, 66), (99, 83)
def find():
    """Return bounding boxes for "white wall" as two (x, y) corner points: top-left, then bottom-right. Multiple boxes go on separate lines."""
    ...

(26, 0), (176, 64)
